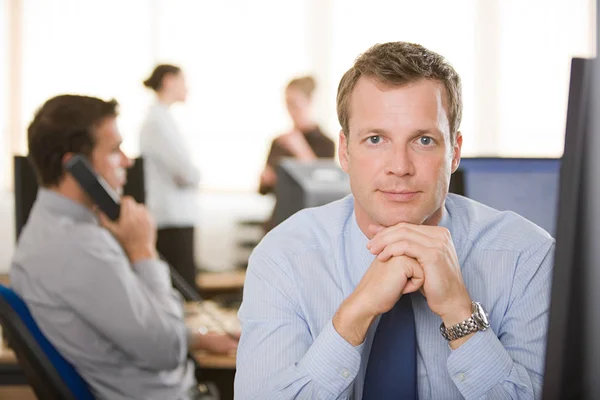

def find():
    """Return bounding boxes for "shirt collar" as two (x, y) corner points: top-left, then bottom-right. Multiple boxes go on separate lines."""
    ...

(439, 200), (451, 230)
(439, 196), (463, 255)
(346, 208), (376, 288)
(35, 188), (98, 224)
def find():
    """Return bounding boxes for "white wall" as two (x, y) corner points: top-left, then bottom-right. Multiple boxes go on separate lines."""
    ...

(0, 0), (595, 274)
(9, 0), (318, 193)
(4, 0), (595, 193)
(0, 191), (274, 274)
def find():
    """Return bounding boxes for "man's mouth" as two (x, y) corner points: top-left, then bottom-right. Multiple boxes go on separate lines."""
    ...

(379, 190), (421, 202)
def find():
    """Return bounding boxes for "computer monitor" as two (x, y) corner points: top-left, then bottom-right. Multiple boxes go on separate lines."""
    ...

(542, 57), (600, 399)
(13, 156), (39, 241)
(449, 157), (561, 235)
(13, 156), (146, 241)
(271, 158), (351, 228)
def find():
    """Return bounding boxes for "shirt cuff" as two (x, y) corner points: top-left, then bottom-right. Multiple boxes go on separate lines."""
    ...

(297, 319), (364, 396)
(447, 328), (513, 399)
(132, 259), (172, 293)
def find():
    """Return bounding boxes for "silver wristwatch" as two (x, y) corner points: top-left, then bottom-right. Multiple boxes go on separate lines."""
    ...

(440, 302), (490, 341)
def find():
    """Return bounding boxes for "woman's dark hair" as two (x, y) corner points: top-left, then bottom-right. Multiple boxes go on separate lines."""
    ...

(143, 64), (181, 91)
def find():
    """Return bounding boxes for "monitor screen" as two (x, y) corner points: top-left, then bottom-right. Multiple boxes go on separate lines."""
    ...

(542, 56), (600, 399)
(449, 157), (561, 235)
(271, 158), (351, 228)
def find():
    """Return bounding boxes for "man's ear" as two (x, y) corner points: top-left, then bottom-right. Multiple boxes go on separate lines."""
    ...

(61, 152), (74, 166)
(338, 130), (349, 173)
(451, 131), (463, 173)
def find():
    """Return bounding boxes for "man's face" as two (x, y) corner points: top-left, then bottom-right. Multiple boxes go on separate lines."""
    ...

(339, 77), (462, 229)
(90, 117), (132, 195)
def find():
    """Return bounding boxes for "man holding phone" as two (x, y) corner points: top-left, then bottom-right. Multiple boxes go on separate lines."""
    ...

(10, 94), (237, 400)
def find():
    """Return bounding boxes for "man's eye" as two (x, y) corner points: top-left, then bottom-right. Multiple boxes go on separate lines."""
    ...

(368, 136), (381, 144)
(419, 136), (433, 145)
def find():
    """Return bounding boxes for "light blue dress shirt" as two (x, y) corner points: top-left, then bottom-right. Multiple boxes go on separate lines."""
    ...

(235, 194), (555, 399)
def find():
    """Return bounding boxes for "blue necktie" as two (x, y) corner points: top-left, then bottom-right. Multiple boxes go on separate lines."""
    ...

(362, 294), (418, 399)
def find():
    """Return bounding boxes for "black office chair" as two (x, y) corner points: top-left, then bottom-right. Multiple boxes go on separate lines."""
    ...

(0, 284), (95, 400)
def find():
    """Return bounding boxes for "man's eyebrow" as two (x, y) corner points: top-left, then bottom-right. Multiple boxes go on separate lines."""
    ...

(355, 128), (390, 137)
(412, 128), (444, 137)
(355, 128), (444, 137)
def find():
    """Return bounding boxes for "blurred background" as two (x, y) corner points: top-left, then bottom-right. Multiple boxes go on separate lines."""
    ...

(0, 0), (596, 273)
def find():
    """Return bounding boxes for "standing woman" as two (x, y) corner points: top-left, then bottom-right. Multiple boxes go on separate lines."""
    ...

(259, 76), (335, 230)
(139, 64), (201, 289)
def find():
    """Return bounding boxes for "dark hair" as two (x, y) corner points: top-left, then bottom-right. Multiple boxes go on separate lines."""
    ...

(27, 94), (119, 187)
(143, 64), (181, 91)
(287, 76), (316, 98)
(337, 41), (462, 143)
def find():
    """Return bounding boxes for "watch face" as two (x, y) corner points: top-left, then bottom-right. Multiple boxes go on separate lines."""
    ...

(473, 302), (490, 328)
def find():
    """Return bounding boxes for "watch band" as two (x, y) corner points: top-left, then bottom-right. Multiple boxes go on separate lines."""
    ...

(439, 316), (480, 341)
(439, 301), (489, 341)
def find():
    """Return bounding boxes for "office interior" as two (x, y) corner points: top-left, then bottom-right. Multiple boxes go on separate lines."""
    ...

(0, 0), (596, 399)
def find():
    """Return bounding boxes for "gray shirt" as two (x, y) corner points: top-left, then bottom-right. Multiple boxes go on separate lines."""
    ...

(10, 189), (196, 400)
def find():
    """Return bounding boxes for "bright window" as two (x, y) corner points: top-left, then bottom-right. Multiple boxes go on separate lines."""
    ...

(328, 0), (478, 154)
(152, 0), (312, 191)
(495, 0), (595, 157)
(0, 0), (8, 188)
(19, 0), (154, 156)
(4, 0), (597, 192)
(327, 0), (595, 158)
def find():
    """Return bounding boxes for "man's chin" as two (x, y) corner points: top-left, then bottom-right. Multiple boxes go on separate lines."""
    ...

(374, 212), (426, 227)
(110, 184), (124, 196)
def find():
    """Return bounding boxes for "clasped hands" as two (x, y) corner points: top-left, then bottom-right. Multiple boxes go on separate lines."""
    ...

(335, 222), (474, 348)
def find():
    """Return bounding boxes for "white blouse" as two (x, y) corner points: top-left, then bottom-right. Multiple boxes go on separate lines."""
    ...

(139, 103), (200, 228)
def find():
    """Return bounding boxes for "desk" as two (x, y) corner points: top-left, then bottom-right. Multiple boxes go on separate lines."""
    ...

(0, 300), (238, 370)
(196, 270), (246, 292)
(0, 300), (238, 398)
(1, 346), (236, 370)
(0, 349), (16, 365)
(0, 385), (36, 400)
(194, 352), (236, 369)
(0, 271), (246, 293)
(0, 272), (243, 396)
(0, 347), (235, 400)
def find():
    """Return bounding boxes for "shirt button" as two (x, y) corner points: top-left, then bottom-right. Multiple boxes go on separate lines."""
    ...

(341, 369), (351, 378)
(457, 373), (466, 381)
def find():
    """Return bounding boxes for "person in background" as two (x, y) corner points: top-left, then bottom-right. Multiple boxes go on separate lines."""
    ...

(139, 64), (201, 289)
(11, 94), (237, 400)
(259, 76), (336, 231)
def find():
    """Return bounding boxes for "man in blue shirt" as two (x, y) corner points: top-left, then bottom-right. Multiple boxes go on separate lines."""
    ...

(235, 42), (554, 399)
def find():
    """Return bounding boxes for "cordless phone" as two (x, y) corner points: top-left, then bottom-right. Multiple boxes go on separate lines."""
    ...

(64, 154), (121, 221)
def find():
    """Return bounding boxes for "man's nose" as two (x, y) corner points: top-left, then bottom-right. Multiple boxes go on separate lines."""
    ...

(121, 150), (133, 168)
(384, 144), (415, 177)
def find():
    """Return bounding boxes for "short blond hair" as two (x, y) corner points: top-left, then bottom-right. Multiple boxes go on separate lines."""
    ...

(336, 42), (462, 143)
(287, 76), (316, 98)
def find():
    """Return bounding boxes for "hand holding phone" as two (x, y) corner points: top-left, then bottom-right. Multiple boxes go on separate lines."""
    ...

(65, 154), (157, 263)
(97, 197), (158, 263)
(65, 154), (238, 342)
